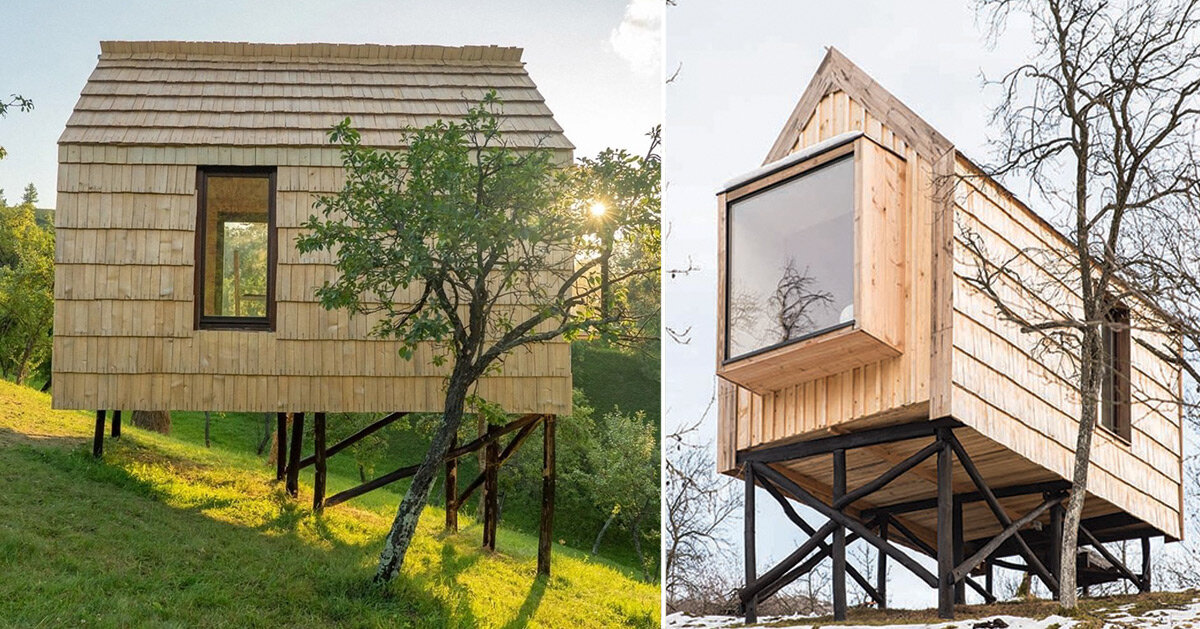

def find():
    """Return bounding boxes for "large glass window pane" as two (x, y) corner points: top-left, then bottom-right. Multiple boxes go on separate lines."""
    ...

(726, 156), (855, 360)
(201, 174), (271, 320)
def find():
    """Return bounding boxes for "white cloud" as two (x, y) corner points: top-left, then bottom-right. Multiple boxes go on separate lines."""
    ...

(610, 0), (663, 77)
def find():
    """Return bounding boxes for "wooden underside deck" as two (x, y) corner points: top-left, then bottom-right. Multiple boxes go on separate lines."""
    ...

(741, 419), (1162, 558)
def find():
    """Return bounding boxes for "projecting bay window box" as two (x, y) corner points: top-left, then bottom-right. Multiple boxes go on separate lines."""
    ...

(717, 133), (906, 394)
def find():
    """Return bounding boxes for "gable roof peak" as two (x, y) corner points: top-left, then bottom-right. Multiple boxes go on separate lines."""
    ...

(765, 47), (953, 164)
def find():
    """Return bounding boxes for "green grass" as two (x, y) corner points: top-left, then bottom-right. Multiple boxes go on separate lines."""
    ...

(571, 341), (660, 425)
(0, 381), (659, 628)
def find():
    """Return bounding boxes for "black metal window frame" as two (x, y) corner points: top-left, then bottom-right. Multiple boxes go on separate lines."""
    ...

(194, 166), (278, 332)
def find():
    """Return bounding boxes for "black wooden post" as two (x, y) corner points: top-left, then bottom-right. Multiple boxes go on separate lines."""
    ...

(275, 412), (288, 481)
(953, 497), (965, 604)
(1049, 497), (1064, 589)
(832, 449), (847, 621)
(482, 422), (499, 550)
(286, 412), (305, 498)
(984, 559), (994, 598)
(877, 516), (888, 610)
(312, 412), (326, 512)
(92, 410), (106, 458)
(744, 462), (757, 624)
(111, 410), (122, 438)
(937, 434), (954, 619)
(537, 415), (556, 576)
(1140, 535), (1151, 592)
(446, 433), (459, 532)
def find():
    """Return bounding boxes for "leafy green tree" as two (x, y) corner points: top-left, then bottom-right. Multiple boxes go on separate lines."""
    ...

(298, 93), (660, 583)
(0, 94), (33, 161)
(0, 194), (54, 384)
(572, 126), (661, 345)
(581, 407), (659, 578)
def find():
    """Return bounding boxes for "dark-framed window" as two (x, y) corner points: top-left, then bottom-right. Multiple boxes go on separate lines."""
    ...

(194, 167), (277, 331)
(1100, 304), (1131, 441)
(725, 154), (856, 361)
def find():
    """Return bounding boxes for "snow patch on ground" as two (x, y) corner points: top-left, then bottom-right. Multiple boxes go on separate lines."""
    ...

(665, 599), (1200, 629)
(663, 612), (1076, 629)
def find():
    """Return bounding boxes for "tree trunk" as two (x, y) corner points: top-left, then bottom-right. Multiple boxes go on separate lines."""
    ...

(256, 413), (272, 455)
(374, 373), (471, 584)
(592, 510), (617, 555)
(631, 509), (646, 580)
(14, 334), (36, 385)
(132, 410), (171, 434)
(1060, 325), (1102, 608)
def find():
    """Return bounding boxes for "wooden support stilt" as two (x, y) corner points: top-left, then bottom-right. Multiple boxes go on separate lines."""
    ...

(946, 433), (1059, 595)
(275, 412), (288, 481)
(1140, 535), (1152, 592)
(953, 497), (965, 604)
(1049, 498), (1064, 587)
(985, 559), (994, 598)
(537, 415), (556, 576)
(312, 412), (326, 512)
(937, 434), (954, 619)
(832, 449), (847, 621)
(744, 462), (757, 624)
(482, 423), (499, 551)
(752, 462), (938, 588)
(878, 517), (889, 609)
(1079, 525), (1143, 589)
(445, 433), (459, 532)
(296, 411), (409, 469)
(93, 410), (106, 458)
(755, 471), (882, 604)
(286, 412), (305, 498)
(111, 410), (122, 438)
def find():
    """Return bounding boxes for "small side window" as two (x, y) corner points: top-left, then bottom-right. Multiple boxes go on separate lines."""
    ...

(195, 168), (276, 330)
(1100, 304), (1131, 441)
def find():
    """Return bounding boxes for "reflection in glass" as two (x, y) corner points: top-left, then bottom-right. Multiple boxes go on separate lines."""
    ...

(203, 175), (270, 318)
(726, 156), (855, 359)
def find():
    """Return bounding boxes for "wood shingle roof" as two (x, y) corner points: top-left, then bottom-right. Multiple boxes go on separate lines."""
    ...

(60, 41), (573, 151)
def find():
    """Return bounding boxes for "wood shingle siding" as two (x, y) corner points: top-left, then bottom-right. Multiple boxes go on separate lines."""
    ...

(53, 41), (573, 415)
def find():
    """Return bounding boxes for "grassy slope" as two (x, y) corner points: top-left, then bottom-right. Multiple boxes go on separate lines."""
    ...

(571, 342), (660, 425)
(0, 382), (658, 628)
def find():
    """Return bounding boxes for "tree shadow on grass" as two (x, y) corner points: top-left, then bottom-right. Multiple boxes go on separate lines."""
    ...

(500, 574), (549, 629)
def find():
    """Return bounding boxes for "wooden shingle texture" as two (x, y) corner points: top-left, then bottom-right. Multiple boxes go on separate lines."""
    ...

(54, 41), (574, 415)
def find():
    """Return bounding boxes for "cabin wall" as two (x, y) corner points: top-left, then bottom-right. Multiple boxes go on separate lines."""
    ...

(949, 156), (1183, 538)
(717, 91), (935, 473)
(52, 144), (572, 414)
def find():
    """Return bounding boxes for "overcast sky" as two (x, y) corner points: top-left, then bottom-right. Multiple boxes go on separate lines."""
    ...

(663, 0), (1044, 609)
(0, 0), (662, 208)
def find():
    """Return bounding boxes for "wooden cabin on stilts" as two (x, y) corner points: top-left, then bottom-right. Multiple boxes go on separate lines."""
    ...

(716, 48), (1184, 620)
(54, 41), (574, 574)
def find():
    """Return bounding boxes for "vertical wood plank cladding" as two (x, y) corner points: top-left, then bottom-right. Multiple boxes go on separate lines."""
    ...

(950, 156), (1182, 538)
(719, 91), (934, 454)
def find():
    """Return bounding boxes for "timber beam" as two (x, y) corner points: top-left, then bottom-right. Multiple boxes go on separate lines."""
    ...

(738, 418), (961, 465)
(324, 414), (543, 509)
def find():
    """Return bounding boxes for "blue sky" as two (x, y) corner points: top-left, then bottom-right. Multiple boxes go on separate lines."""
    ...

(0, 0), (662, 208)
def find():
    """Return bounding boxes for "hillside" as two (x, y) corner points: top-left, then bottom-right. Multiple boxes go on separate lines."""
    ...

(0, 381), (658, 628)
